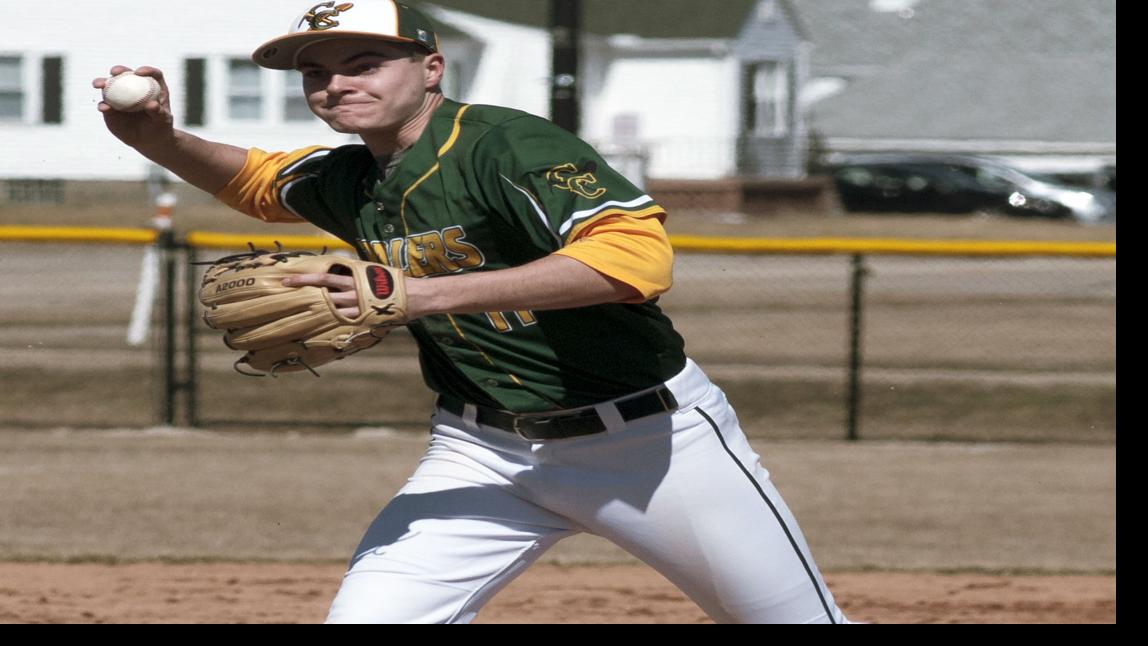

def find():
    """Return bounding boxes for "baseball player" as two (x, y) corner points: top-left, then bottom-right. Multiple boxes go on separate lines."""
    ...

(95, 0), (849, 624)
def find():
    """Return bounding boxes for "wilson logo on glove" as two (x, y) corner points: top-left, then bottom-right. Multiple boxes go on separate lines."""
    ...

(366, 265), (395, 299)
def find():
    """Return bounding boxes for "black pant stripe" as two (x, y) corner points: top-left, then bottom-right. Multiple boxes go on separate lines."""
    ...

(695, 407), (837, 624)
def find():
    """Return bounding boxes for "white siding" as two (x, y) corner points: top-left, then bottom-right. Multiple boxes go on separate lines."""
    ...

(0, 1), (743, 182)
(428, 8), (551, 118)
(1, 0), (356, 181)
(583, 56), (739, 179)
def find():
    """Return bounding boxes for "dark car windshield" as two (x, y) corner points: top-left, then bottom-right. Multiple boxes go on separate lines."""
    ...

(944, 164), (1018, 191)
(953, 162), (1062, 187)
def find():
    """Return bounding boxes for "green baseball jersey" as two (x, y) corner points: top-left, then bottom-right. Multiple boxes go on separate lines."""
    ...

(268, 99), (686, 412)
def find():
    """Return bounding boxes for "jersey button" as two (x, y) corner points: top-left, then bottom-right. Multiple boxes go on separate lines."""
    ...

(438, 336), (455, 346)
(483, 379), (499, 388)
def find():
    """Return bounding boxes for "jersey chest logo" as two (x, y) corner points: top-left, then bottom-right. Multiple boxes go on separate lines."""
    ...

(546, 162), (607, 199)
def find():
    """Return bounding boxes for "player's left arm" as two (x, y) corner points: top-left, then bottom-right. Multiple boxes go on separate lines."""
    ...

(394, 200), (674, 316)
(292, 230), (660, 319)
(295, 195), (673, 318)
(550, 210), (673, 304)
(286, 210), (673, 318)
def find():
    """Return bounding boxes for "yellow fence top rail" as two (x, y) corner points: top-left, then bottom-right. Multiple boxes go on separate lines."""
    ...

(185, 231), (355, 251)
(0, 225), (157, 245)
(667, 235), (1116, 257)
(184, 232), (1114, 258)
(0, 226), (1116, 258)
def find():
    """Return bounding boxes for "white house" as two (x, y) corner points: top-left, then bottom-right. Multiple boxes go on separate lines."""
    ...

(1, 0), (359, 185)
(0, 0), (808, 192)
(2, 1), (1111, 210)
(426, 0), (810, 181)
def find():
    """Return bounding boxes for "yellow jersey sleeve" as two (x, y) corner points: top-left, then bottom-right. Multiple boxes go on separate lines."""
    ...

(553, 212), (673, 303)
(213, 146), (331, 223)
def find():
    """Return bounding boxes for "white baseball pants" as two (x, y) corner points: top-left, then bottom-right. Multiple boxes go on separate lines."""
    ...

(326, 359), (848, 624)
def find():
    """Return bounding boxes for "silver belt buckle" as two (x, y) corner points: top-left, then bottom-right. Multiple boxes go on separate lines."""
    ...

(511, 412), (563, 440)
(510, 415), (526, 438)
(510, 414), (545, 440)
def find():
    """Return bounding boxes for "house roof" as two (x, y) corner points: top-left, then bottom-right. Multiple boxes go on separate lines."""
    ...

(791, 0), (1116, 145)
(423, 0), (761, 39)
(420, 0), (1115, 146)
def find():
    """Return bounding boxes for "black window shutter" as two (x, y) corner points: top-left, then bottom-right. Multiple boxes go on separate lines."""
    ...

(41, 56), (63, 124)
(742, 63), (757, 134)
(184, 58), (206, 126)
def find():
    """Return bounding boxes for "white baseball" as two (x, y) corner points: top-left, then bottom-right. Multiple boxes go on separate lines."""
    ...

(102, 72), (161, 112)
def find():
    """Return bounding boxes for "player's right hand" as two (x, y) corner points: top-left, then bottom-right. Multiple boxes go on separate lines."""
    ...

(281, 271), (363, 319)
(92, 65), (175, 150)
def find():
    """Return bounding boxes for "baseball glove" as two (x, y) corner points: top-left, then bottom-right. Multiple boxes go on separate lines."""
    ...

(198, 245), (408, 376)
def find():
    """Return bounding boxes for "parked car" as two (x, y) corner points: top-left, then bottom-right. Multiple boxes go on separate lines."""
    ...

(827, 154), (1116, 223)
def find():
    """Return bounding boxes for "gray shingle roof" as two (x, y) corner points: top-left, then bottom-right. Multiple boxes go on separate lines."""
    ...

(792, 0), (1116, 144)
(423, 0), (760, 39)
(419, 0), (1115, 145)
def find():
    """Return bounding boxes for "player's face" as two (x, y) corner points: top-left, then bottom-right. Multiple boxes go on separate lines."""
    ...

(296, 39), (443, 136)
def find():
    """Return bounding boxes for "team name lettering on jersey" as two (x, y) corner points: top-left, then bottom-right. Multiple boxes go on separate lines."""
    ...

(357, 227), (536, 334)
(357, 225), (485, 278)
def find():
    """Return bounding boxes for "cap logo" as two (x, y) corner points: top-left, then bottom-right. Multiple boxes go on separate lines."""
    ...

(300, 1), (355, 31)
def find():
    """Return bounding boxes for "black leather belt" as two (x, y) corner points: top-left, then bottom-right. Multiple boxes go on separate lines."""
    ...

(436, 387), (679, 441)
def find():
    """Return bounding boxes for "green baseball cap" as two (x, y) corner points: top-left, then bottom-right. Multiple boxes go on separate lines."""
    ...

(253, 0), (439, 70)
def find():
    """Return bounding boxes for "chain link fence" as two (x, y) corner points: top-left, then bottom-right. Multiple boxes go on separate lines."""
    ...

(665, 252), (1114, 442)
(0, 232), (1115, 443)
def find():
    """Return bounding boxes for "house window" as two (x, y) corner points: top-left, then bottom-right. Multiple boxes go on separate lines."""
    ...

(284, 94), (314, 121)
(745, 61), (790, 137)
(756, 0), (778, 22)
(283, 71), (315, 122)
(227, 59), (263, 120)
(0, 56), (24, 121)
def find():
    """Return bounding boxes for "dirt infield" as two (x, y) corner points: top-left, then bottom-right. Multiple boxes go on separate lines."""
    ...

(0, 562), (1115, 624)
(0, 429), (1116, 623)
